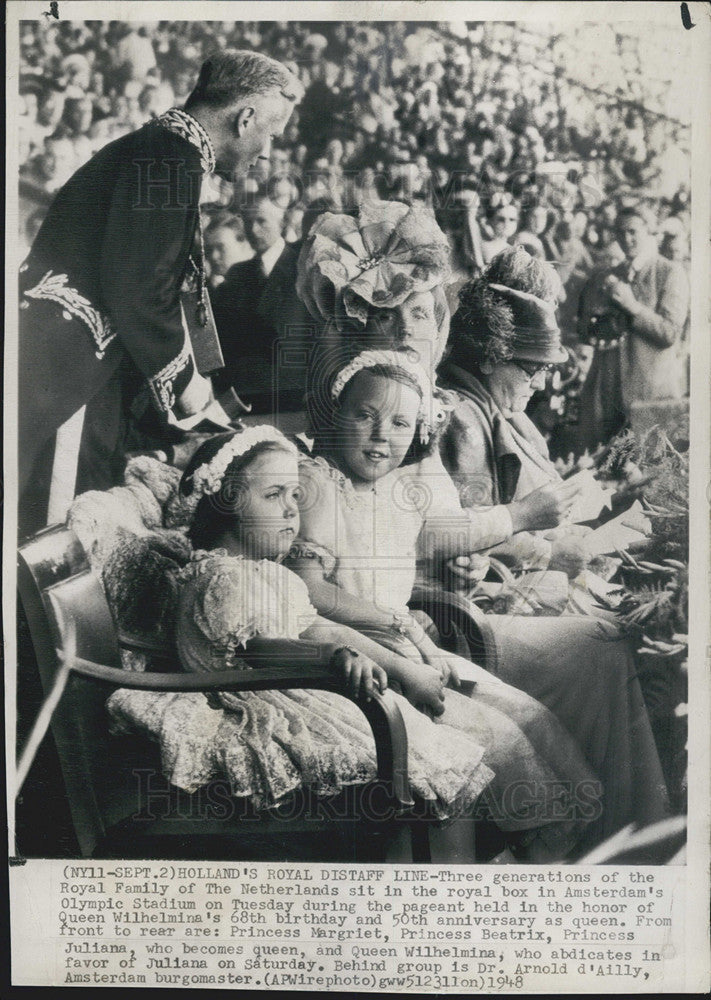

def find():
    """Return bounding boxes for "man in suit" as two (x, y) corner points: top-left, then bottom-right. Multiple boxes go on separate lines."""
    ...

(576, 205), (689, 450)
(18, 50), (302, 537)
(211, 192), (314, 414)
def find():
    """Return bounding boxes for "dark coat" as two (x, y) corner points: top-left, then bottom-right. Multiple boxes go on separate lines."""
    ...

(210, 241), (316, 413)
(438, 361), (554, 506)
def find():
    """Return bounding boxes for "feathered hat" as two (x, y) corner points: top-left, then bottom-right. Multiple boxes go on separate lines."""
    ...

(297, 199), (451, 331)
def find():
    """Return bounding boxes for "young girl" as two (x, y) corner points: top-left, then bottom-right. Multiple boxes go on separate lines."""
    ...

(108, 425), (496, 827)
(287, 352), (601, 858)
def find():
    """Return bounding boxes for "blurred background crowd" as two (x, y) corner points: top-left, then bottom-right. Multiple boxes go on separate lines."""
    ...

(18, 18), (692, 449)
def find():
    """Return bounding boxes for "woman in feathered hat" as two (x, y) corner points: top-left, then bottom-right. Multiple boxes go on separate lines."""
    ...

(297, 199), (453, 389)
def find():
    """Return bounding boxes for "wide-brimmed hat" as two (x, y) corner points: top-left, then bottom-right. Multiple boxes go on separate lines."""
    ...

(488, 283), (568, 364)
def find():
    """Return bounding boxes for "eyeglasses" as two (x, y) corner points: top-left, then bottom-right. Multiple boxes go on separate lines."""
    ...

(512, 361), (556, 380)
(495, 213), (518, 223)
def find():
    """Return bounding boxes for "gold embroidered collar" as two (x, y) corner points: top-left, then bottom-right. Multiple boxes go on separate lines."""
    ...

(155, 108), (216, 174)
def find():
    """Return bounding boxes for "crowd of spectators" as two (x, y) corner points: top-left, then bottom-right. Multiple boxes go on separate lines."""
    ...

(19, 19), (691, 348)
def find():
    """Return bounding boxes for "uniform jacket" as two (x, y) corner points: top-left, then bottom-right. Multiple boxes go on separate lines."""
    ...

(20, 108), (214, 420)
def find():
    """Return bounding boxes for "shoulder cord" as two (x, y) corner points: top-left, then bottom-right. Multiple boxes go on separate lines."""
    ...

(186, 205), (208, 328)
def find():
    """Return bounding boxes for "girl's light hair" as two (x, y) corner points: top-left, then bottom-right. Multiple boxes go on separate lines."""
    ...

(331, 349), (451, 451)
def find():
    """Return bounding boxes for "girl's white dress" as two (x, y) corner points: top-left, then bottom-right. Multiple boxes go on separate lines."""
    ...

(287, 453), (601, 854)
(290, 452), (512, 615)
(108, 549), (494, 817)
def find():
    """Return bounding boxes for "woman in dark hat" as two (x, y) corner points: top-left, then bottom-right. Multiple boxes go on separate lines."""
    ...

(438, 246), (579, 571)
(435, 246), (669, 845)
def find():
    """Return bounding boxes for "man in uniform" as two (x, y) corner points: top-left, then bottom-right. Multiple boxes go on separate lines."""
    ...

(18, 49), (302, 536)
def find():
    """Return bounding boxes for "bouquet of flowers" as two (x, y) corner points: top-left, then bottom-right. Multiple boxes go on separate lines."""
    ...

(594, 425), (689, 810)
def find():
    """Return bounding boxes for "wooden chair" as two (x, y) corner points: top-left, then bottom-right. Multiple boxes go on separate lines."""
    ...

(409, 582), (497, 665)
(18, 526), (438, 862)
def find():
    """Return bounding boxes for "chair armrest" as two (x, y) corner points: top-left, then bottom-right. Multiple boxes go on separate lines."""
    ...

(116, 630), (177, 656)
(409, 582), (497, 668)
(66, 653), (414, 812)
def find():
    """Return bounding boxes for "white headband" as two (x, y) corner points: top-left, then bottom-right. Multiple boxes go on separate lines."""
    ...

(331, 349), (448, 443)
(189, 426), (297, 498)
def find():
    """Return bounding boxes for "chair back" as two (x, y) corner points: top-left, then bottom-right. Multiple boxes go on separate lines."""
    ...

(45, 569), (122, 670)
(18, 528), (156, 856)
(409, 583), (496, 664)
(18, 525), (89, 691)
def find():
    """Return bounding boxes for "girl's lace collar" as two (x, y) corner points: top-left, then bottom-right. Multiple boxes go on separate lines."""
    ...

(305, 454), (377, 506)
(181, 549), (284, 576)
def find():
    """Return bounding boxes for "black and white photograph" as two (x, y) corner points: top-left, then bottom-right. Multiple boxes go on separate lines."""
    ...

(5, 1), (709, 992)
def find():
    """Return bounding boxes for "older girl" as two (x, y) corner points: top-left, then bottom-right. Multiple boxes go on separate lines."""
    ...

(287, 352), (600, 859)
(289, 348), (668, 847)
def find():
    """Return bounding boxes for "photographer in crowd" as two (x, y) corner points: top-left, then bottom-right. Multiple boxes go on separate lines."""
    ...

(576, 205), (689, 450)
